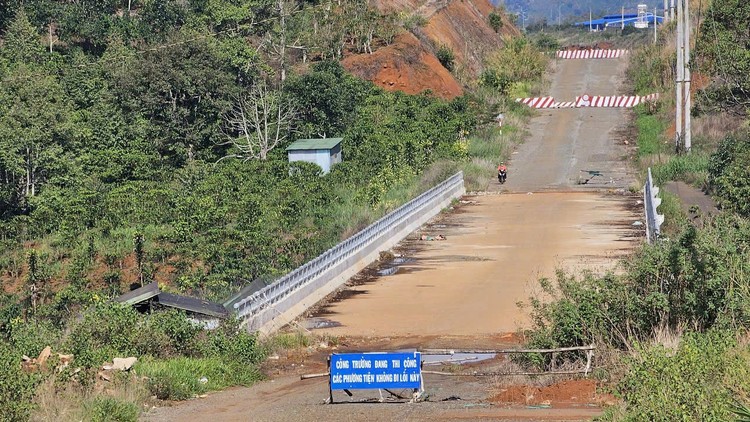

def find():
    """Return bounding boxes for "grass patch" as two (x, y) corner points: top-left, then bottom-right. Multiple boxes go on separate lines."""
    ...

(136, 356), (261, 400)
(656, 190), (688, 235)
(635, 107), (667, 157)
(84, 396), (140, 422)
(651, 153), (710, 187)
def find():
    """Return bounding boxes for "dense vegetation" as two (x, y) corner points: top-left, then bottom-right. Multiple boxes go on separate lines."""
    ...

(522, 1), (750, 420)
(0, 2), (478, 304)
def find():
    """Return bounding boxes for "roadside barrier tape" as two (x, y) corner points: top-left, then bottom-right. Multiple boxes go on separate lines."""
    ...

(515, 96), (556, 109)
(517, 93), (660, 109)
(555, 49), (628, 59)
(574, 93), (660, 108)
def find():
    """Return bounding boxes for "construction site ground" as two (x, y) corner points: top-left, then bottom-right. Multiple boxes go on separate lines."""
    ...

(143, 55), (640, 421)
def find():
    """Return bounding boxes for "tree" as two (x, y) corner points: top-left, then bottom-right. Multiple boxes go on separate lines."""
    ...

(264, 0), (297, 83)
(0, 65), (70, 201)
(284, 61), (373, 138)
(1, 9), (45, 65)
(488, 11), (503, 33)
(113, 30), (238, 166)
(221, 79), (296, 161)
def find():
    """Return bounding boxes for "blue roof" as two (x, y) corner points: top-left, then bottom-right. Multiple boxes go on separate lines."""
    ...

(576, 13), (664, 27)
(605, 14), (664, 27)
(574, 18), (607, 26)
(602, 13), (638, 19)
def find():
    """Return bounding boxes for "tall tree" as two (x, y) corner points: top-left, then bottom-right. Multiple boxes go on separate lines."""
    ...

(1, 9), (45, 65)
(220, 79), (296, 161)
(0, 65), (71, 200)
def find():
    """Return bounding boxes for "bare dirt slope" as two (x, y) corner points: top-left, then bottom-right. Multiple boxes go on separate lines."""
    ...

(142, 57), (640, 422)
(341, 32), (463, 99)
(343, 0), (517, 98)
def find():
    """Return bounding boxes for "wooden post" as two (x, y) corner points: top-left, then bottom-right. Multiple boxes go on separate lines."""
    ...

(584, 346), (594, 377)
(327, 356), (333, 404)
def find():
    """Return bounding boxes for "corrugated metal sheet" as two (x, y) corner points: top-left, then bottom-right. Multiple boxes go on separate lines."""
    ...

(286, 138), (342, 151)
(115, 282), (160, 306)
(115, 282), (229, 319)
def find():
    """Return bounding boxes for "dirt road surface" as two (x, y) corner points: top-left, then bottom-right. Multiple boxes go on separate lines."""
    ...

(143, 56), (641, 421)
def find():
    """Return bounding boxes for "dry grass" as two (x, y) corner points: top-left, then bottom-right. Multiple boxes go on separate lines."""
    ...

(32, 379), (84, 422)
(651, 321), (686, 354)
(31, 373), (148, 422)
(692, 112), (747, 146)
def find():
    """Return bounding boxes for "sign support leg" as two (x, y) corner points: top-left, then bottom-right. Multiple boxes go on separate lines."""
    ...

(327, 356), (333, 404)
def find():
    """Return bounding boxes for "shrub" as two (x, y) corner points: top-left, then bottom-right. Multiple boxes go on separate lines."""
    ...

(9, 318), (62, 357)
(484, 37), (547, 85)
(0, 294), (21, 337)
(480, 69), (512, 94)
(526, 214), (750, 361)
(402, 13), (428, 30)
(146, 309), (200, 356)
(64, 303), (140, 369)
(0, 342), (39, 421)
(534, 33), (559, 51)
(618, 331), (750, 421)
(436, 45), (455, 71)
(708, 132), (750, 216)
(488, 11), (503, 33)
(84, 396), (139, 422)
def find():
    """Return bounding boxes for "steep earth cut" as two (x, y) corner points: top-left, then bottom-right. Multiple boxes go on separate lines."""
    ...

(341, 32), (463, 98)
(342, 0), (518, 98)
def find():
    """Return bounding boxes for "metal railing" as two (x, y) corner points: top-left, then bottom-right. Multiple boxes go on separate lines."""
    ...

(644, 167), (664, 243)
(233, 172), (466, 329)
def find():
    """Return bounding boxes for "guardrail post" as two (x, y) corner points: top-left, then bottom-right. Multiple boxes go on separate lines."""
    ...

(644, 167), (665, 243)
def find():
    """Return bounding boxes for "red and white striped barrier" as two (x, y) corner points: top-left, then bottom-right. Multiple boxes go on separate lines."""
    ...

(515, 96), (556, 109)
(556, 49), (627, 59)
(575, 93), (660, 108)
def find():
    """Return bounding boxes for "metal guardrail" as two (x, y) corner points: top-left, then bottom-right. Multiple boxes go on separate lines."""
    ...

(233, 172), (465, 326)
(644, 167), (665, 243)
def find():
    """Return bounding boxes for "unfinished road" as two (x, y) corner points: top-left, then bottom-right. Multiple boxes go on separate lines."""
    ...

(143, 56), (642, 421)
(303, 56), (639, 338)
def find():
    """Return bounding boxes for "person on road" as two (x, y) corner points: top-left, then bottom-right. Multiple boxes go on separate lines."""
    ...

(497, 162), (507, 184)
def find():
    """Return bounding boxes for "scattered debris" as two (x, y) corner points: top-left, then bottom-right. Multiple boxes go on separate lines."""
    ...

(420, 234), (446, 241)
(37, 346), (52, 367)
(632, 221), (644, 226)
(21, 346), (74, 373)
(199, 377), (208, 384)
(113, 357), (138, 371)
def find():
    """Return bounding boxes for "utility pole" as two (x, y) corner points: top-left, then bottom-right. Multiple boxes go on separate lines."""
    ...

(664, 0), (668, 22)
(621, 6), (625, 30)
(654, 7), (658, 44)
(670, 0), (675, 20)
(683, 0), (691, 152)
(675, 0), (684, 151)
(589, 9), (592, 32)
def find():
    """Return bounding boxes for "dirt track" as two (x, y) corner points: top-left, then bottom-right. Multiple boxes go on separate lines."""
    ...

(307, 192), (639, 338)
(143, 56), (641, 421)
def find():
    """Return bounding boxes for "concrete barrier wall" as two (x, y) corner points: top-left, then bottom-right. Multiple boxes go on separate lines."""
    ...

(233, 172), (466, 334)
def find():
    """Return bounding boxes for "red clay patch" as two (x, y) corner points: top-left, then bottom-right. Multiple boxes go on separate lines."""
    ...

(492, 379), (612, 406)
(342, 32), (463, 99)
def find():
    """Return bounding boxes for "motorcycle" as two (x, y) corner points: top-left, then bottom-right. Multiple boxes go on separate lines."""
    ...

(498, 169), (507, 184)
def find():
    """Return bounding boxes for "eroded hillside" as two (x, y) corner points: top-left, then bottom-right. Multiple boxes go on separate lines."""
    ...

(342, 0), (520, 98)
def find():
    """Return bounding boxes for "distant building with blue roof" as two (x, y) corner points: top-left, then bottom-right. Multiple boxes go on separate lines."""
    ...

(575, 5), (664, 31)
